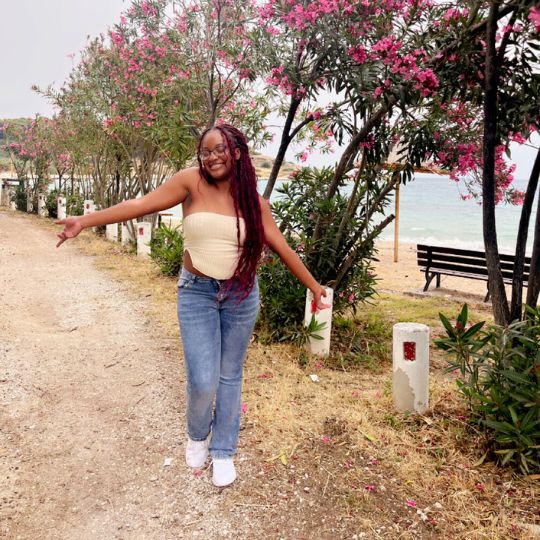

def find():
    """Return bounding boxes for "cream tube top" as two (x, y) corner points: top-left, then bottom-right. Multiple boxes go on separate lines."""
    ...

(183, 212), (246, 280)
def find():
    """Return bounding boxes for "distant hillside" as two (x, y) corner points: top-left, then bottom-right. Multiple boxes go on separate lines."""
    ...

(251, 150), (299, 179)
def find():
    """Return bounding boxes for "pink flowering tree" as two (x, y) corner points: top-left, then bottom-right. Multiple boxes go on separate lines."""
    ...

(2, 117), (53, 211)
(2, 120), (31, 182)
(38, 0), (271, 227)
(253, 0), (539, 323)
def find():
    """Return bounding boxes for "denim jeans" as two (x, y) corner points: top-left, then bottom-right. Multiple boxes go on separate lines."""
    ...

(177, 267), (259, 459)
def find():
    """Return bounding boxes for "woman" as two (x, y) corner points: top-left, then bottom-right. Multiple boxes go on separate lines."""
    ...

(56, 124), (328, 487)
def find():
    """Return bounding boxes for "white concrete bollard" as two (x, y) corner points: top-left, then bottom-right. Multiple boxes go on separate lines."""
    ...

(57, 196), (67, 220)
(83, 199), (94, 215)
(136, 222), (152, 258)
(106, 223), (119, 242)
(121, 222), (135, 245)
(37, 193), (47, 217)
(392, 323), (430, 414)
(26, 191), (33, 213)
(9, 189), (16, 210)
(303, 287), (334, 356)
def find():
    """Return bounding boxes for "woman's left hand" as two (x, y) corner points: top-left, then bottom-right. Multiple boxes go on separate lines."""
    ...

(311, 286), (331, 312)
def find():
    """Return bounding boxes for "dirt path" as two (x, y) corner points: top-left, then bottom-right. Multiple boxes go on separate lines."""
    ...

(0, 210), (259, 540)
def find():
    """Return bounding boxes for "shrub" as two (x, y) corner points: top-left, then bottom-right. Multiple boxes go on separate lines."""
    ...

(45, 189), (59, 218)
(435, 304), (540, 474)
(150, 224), (184, 276)
(12, 184), (27, 211)
(67, 193), (84, 216)
(258, 166), (381, 341)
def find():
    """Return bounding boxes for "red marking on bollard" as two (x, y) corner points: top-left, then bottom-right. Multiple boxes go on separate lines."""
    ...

(404, 341), (416, 361)
(311, 299), (317, 314)
(138, 227), (144, 236)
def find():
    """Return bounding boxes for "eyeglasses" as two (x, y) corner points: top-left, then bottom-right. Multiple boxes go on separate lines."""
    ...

(198, 144), (228, 160)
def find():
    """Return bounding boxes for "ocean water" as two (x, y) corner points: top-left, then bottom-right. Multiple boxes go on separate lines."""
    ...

(376, 174), (537, 255)
(168, 173), (537, 255)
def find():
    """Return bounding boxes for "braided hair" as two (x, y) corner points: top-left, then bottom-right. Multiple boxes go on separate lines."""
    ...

(196, 123), (265, 298)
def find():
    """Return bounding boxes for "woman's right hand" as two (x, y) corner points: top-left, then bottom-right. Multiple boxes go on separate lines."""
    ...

(55, 216), (84, 248)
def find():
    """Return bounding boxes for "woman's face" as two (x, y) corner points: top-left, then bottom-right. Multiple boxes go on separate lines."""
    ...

(199, 130), (239, 181)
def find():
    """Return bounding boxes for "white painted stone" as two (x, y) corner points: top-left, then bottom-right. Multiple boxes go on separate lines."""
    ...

(304, 287), (334, 356)
(136, 222), (152, 258)
(37, 193), (47, 217)
(0, 186), (7, 206)
(121, 222), (135, 246)
(57, 196), (67, 220)
(83, 200), (94, 215)
(106, 223), (119, 242)
(26, 190), (33, 213)
(392, 322), (430, 414)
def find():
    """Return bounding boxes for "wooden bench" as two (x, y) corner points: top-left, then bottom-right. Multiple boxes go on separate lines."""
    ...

(417, 244), (531, 302)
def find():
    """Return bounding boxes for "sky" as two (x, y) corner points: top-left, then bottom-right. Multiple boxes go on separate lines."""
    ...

(1, 0), (538, 179)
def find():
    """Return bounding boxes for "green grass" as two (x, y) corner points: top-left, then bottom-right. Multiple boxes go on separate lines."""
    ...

(325, 292), (491, 371)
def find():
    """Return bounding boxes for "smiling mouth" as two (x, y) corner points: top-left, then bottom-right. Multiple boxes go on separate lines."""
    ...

(208, 162), (225, 170)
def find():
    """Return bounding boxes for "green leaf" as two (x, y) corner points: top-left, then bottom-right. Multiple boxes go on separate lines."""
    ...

(508, 405), (519, 426)
(439, 313), (456, 337)
(462, 321), (485, 340)
(500, 450), (515, 466)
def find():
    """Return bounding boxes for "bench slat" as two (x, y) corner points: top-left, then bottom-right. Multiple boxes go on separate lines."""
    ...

(418, 254), (530, 276)
(416, 244), (530, 294)
(417, 244), (530, 264)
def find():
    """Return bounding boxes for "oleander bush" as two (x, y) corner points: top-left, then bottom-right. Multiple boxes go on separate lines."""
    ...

(67, 193), (84, 216)
(258, 166), (382, 342)
(150, 224), (184, 277)
(45, 189), (59, 218)
(435, 304), (540, 474)
(12, 184), (27, 211)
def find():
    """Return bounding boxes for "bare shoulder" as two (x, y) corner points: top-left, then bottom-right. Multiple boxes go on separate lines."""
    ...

(170, 166), (200, 188)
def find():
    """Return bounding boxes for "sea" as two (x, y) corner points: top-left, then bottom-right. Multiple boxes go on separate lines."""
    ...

(166, 173), (537, 255)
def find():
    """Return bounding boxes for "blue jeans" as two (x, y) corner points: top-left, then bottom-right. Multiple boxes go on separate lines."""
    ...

(176, 268), (259, 459)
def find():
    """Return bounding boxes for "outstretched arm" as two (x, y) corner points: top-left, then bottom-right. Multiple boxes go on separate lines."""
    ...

(260, 196), (329, 310)
(55, 169), (192, 248)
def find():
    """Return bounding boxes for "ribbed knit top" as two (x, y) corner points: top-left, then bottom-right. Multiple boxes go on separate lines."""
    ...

(183, 212), (245, 280)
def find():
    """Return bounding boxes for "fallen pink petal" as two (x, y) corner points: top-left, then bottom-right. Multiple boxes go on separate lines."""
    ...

(406, 499), (417, 508)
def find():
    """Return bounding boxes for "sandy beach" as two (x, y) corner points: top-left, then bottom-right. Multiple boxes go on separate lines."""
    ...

(373, 241), (499, 305)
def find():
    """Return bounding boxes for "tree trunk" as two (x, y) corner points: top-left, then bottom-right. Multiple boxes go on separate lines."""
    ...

(525, 183), (540, 310)
(262, 96), (302, 200)
(482, 1), (509, 325)
(510, 147), (540, 320)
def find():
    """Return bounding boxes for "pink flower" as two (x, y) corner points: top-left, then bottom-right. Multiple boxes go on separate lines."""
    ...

(529, 6), (540, 32)
(406, 499), (417, 508)
(321, 435), (331, 444)
(241, 403), (247, 414)
(364, 484), (376, 492)
(348, 45), (367, 64)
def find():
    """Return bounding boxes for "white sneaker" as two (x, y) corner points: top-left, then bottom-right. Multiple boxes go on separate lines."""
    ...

(185, 437), (209, 468)
(212, 458), (236, 487)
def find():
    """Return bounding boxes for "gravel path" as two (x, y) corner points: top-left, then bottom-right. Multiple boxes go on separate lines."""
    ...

(0, 210), (259, 540)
